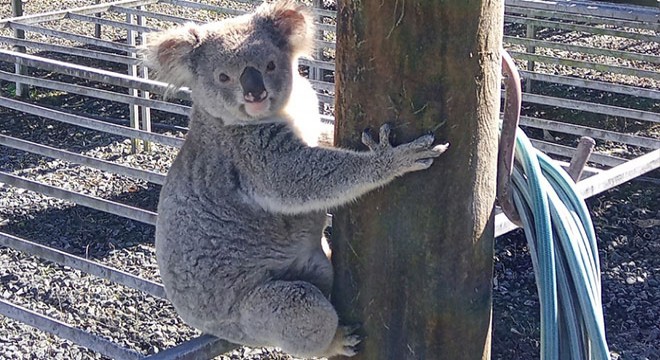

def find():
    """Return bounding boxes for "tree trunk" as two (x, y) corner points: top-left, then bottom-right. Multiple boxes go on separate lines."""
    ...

(331, 1), (503, 359)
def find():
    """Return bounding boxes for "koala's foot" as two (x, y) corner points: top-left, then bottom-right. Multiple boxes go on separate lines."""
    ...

(238, 280), (340, 358)
(321, 324), (362, 358)
(362, 124), (449, 175)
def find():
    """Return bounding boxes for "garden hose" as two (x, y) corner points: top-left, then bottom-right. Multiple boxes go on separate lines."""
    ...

(508, 128), (610, 360)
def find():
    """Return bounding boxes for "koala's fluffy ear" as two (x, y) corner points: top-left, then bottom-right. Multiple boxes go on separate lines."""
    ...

(257, 0), (315, 57)
(142, 23), (205, 88)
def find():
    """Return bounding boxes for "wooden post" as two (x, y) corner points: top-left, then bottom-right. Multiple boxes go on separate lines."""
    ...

(331, 1), (503, 359)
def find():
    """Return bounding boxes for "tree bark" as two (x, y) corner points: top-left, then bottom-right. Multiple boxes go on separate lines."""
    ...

(331, 1), (503, 359)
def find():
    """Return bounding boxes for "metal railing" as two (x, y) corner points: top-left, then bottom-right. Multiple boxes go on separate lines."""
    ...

(0, 0), (658, 358)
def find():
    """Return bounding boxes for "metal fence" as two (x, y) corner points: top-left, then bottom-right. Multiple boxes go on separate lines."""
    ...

(0, 0), (658, 358)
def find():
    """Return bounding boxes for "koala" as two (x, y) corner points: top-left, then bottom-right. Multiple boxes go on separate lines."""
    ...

(145, 1), (449, 358)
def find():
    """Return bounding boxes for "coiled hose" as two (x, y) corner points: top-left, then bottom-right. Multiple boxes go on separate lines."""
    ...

(509, 128), (610, 360)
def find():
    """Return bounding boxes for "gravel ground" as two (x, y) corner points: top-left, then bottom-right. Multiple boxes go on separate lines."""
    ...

(0, 1), (659, 360)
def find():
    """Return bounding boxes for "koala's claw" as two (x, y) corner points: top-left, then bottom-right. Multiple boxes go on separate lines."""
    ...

(324, 324), (362, 357)
(378, 123), (391, 144)
(412, 133), (435, 148)
(433, 142), (450, 153)
(362, 124), (394, 151)
(361, 129), (379, 150)
(363, 124), (449, 175)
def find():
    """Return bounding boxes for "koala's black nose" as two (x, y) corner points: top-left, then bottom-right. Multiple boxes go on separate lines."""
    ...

(240, 66), (268, 103)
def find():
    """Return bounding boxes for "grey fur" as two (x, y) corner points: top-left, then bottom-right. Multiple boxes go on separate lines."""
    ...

(146, 1), (448, 358)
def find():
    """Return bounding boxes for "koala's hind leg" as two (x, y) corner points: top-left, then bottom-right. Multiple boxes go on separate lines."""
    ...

(239, 280), (360, 358)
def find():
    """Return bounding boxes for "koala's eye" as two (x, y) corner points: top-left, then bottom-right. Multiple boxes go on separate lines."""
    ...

(266, 61), (276, 72)
(218, 73), (230, 82)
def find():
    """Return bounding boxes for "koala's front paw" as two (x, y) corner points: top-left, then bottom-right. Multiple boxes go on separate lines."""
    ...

(362, 124), (449, 175)
(323, 324), (361, 358)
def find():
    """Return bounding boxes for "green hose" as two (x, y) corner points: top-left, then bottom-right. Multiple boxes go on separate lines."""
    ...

(508, 128), (610, 360)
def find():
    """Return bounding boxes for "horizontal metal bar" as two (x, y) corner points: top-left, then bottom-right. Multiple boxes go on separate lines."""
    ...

(505, 5), (659, 32)
(505, 36), (660, 65)
(505, 15), (659, 43)
(316, 39), (336, 49)
(576, 148), (660, 199)
(0, 0), (156, 25)
(495, 147), (660, 238)
(522, 92), (660, 124)
(114, 4), (333, 37)
(509, 51), (660, 81)
(160, 0), (248, 16)
(110, 5), (199, 25)
(520, 70), (660, 101)
(0, 231), (165, 299)
(7, 22), (135, 53)
(144, 334), (238, 360)
(0, 49), (192, 101)
(0, 35), (138, 65)
(0, 134), (167, 185)
(0, 171), (158, 225)
(316, 22), (336, 33)
(505, 0), (660, 24)
(299, 58), (335, 72)
(520, 116), (660, 150)
(495, 210), (521, 237)
(0, 299), (143, 360)
(313, 8), (337, 18)
(0, 70), (190, 117)
(113, 3), (331, 45)
(0, 96), (184, 149)
(323, 109), (640, 167)
(530, 139), (626, 167)
(66, 12), (157, 33)
(320, 114), (334, 125)
(317, 111), (660, 150)
(309, 79), (335, 92)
